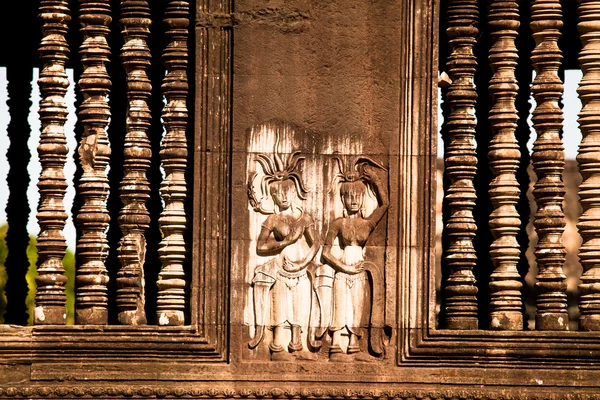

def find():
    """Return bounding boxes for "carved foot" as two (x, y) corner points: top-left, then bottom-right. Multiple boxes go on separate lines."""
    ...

(295, 350), (318, 361)
(270, 344), (294, 361)
(329, 352), (352, 362)
(289, 325), (303, 352)
(288, 341), (303, 352)
(271, 350), (294, 361)
(347, 344), (360, 354)
(329, 345), (352, 363)
(308, 326), (322, 350)
(353, 351), (374, 362)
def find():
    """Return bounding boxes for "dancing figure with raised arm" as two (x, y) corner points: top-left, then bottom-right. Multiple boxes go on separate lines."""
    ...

(319, 158), (388, 362)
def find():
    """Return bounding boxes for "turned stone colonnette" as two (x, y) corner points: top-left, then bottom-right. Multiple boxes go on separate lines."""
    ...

(441, 0), (571, 331)
(577, 0), (600, 331)
(116, 0), (152, 326)
(34, 0), (71, 325)
(75, 0), (112, 325)
(530, 0), (569, 331)
(487, 0), (523, 331)
(30, 0), (191, 326)
(442, 0), (479, 330)
(157, 0), (190, 327)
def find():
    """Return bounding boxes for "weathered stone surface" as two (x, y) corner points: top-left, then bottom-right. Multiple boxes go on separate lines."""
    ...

(577, 0), (600, 331)
(157, 0), (189, 327)
(116, 0), (152, 326)
(7, 0), (600, 397)
(230, 0), (400, 365)
(34, 0), (70, 326)
(487, 0), (523, 331)
(75, 0), (112, 325)
(442, 0), (479, 330)
(530, 0), (569, 331)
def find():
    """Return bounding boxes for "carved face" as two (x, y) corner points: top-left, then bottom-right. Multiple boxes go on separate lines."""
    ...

(270, 179), (296, 211)
(340, 181), (365, 215)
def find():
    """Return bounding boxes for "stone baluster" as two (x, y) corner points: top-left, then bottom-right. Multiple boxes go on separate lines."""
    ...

(116, 0), (152, 325)
(443, 0), (479, 330)
(34, 0), (70, 325)
(487, 0), (523, 331)
(156, 0), (189, 326)
(577, 0), (600, 331)
(75, 0), (112, 325)
(530, 0), (568, 330)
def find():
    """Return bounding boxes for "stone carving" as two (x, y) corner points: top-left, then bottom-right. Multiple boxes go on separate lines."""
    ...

(0, 385), (530, 400)
(443, 0), (479, 330)
(116, 0), (152, 325)
(577, 0), (600, 331)
(76, 0), (112, 325)
(247, 134), (320, 361)
(157, 0), (190, 326)
(34, 0), (70, 325)
(530, 0), (568, 330)
(316, 158), (388, 361)
(487, 0), (523, 330)
(247, 124), (388, 361)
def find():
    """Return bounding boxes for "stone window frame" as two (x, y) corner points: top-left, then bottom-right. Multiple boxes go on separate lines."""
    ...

(5, 0), (600, 397)
(403, 0), (600, 379)
(0, 0), (231, 376)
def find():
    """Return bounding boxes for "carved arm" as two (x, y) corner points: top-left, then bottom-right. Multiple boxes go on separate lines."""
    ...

(364, 167), (389, 228)
(322, 220), (363, 275)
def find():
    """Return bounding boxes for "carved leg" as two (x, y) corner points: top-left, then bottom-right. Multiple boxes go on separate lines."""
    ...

(288, 324), (303, 352)
(365, 263), (385, 355)
(289, 324), (317, 361)
(347, 332), (360, 354)
(369, 327), (384, 356)
(311, 265), (334, 347)
(270, 325), (293, 361)
(329, 330), (351, 362)
(249, 280), (274, 349)
(348, 332), (373, 362)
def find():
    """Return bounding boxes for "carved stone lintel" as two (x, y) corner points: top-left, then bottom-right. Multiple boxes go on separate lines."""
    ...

(116, 0), (152, 326)
(530, 0), (568, 331)
(577, 0), (600, 331)
(34, 0), (70, 325)
(443, 0), (479, 330)
(75, 0), (112, 325)
(157, 0), (190, 326)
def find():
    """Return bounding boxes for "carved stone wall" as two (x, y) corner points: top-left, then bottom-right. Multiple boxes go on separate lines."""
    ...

(8, 0), (600, 398)
(230, 0), (401, 365)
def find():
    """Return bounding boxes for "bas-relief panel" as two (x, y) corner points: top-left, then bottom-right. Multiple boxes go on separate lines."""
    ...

(242, 120), (390, 362)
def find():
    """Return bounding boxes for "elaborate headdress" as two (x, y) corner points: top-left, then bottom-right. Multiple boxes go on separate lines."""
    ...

(248, 132), (308, 214)
(331, 156), (387, 217)
(332, 156), (387, 188)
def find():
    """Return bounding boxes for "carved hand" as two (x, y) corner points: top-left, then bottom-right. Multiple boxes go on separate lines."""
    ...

(340, 262), (364, 275)
(283, 257), (304, 272)
(285, 223), (304, 245)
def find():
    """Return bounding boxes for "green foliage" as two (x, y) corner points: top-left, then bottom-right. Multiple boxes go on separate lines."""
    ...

(0, 224), (75, 325)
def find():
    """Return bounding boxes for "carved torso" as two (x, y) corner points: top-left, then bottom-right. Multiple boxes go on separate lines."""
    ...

(338, 217), (373, 248)
(269, 214), (297, 241)
(263, 212), (313, 267)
